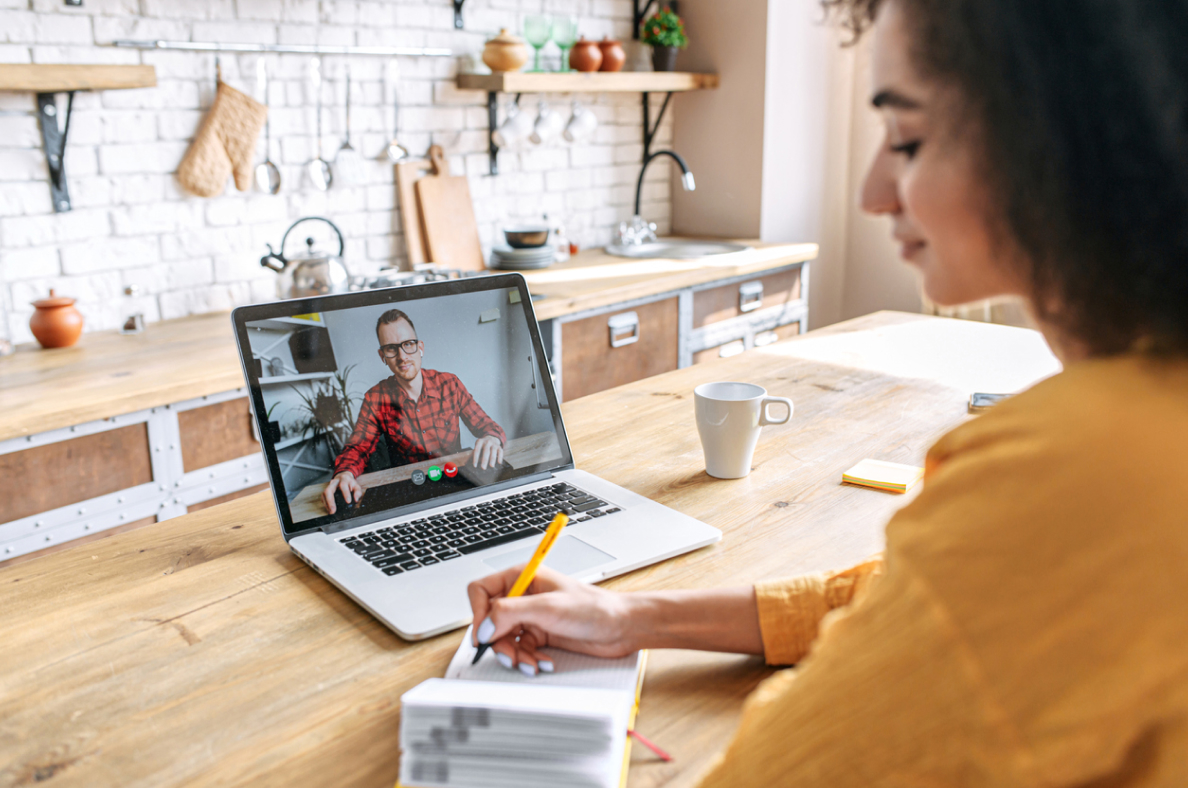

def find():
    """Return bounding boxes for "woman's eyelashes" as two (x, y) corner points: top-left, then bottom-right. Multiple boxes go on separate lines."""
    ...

(889, 139), (922, 159)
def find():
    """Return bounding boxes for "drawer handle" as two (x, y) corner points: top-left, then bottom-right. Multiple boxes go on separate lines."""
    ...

(608, 311), (640, 348)
(739, 281), (764, 313)
(754, 330), (779, 348)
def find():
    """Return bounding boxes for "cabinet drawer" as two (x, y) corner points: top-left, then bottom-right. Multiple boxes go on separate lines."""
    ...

(693, 267), (802, 328)
(178, 397), (259, 473)
(562, 297), (679, 401)
(0, 424), (153, 525)
(692, 320), (802, 366)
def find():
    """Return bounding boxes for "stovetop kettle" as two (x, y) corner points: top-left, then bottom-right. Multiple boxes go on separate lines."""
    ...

(260, 216), (351, 300)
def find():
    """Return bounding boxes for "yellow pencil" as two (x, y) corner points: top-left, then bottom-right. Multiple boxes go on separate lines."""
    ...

(472, 511), (569, 665)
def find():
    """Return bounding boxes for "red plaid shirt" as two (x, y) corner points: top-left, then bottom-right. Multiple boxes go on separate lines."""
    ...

(333, 369), (506, 479)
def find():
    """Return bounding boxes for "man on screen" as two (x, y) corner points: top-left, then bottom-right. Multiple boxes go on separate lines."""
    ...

(322, 308), (506, 514)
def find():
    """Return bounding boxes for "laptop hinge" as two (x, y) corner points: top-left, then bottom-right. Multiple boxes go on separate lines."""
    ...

(317, 470), (561, 536)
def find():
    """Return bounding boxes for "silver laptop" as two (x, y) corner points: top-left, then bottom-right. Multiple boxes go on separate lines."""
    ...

(232, 273), (720, 640)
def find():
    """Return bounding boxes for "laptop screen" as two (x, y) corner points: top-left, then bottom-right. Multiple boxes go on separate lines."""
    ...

(234, 275), (571, 536)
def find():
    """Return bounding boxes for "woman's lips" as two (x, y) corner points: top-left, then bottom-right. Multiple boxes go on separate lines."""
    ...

(899, 239), (926, 260)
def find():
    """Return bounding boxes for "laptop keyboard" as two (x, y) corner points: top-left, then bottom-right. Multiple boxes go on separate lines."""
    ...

(337, 482), (621, 576)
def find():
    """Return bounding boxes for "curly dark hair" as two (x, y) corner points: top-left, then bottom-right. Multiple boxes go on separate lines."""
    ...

(824, 0), (1188, 354)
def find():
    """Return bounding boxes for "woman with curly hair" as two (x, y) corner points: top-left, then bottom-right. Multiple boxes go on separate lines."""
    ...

(467, 1), (1188, 783)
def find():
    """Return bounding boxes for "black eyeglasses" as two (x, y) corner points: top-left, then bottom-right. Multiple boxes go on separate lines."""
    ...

(379, 339), (420, 358)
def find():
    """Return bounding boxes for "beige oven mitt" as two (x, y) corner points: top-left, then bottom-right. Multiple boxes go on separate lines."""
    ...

(176, 81), (267, 197)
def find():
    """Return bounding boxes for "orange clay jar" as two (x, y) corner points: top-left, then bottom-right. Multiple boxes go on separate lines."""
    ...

(29, 289), (84, 348)
(569, 37), (603, 72)
(598, 37), (626, 72)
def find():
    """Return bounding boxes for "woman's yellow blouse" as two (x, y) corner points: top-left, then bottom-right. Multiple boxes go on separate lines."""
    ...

(699, 356), (1188, 787)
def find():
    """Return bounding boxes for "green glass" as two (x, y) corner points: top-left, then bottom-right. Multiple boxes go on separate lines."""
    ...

(551, 15), (578, 72)
(523, 15), (552, 73)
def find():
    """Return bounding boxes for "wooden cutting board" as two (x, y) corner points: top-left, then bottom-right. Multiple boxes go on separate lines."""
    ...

(415, 145), (485, 271)
(395, 158), (433, 268)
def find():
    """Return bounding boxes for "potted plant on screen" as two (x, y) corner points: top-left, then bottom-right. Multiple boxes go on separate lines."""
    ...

(641, 7), (688, 72)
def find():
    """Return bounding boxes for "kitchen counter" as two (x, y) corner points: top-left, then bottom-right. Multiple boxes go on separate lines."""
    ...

(0, 240), (816, 443)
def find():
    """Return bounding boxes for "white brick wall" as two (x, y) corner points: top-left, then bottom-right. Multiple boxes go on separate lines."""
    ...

(0, 0), (675, 345)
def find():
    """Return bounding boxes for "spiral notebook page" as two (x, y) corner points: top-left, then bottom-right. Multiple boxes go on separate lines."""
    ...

(446, 625), (642, 693)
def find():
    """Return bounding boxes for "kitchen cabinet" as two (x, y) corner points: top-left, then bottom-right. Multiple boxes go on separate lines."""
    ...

(0, 240), (815, 563)
(540, 257), (808, 401)
(560, 297), (680, 401)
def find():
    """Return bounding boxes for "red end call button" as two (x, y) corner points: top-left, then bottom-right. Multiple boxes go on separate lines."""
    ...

(443, 462), (458, 478)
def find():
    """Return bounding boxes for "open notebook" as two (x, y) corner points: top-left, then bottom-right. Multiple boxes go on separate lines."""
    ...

(398, 625), (647, 788)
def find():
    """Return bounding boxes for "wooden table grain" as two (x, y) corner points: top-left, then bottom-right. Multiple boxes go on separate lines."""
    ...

(0, 312), (1060, 788)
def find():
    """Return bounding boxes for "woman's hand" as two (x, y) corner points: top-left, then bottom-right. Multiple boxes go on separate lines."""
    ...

(467, 566), (638, 674)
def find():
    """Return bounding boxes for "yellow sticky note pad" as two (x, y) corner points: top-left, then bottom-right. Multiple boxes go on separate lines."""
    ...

(842, 459), (924, 494)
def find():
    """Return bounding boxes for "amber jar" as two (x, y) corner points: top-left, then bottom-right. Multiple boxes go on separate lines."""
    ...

(29, 289), (84, 349)
(482, 29), (529, 73)
(598, 36), (626, 72)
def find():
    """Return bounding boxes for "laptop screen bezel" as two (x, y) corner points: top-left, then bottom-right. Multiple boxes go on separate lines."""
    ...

(231, 273), (575, 541)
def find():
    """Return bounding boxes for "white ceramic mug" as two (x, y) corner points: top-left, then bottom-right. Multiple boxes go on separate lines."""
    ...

(694, 382), (793, 479)
(564, 103), (597, 142)
(493, 106), (534, 148)
(530, 103), (564, 145)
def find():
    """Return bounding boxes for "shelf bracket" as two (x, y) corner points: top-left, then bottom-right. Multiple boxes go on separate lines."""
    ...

(36, 91), (75, 213)
(485, 92), (520, 176)
(487, 91), (499, 176)
(641, 90), (673, 163)
(633, 0), (657, 39)
(453, 0), (465, 29)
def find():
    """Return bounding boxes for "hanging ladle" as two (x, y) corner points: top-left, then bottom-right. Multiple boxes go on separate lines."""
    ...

(383, 59), (409, 163)
(254, 58), (281, 194)
(306, 57), (333, 191)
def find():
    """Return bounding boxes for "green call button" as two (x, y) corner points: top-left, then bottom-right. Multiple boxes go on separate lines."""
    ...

(427, 465), (443, 482)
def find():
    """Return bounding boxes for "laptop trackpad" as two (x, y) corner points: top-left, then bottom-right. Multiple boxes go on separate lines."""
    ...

(483, 535), (615, 576)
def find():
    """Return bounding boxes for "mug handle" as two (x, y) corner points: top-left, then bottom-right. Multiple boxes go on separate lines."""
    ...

(759, 396), (794, 426)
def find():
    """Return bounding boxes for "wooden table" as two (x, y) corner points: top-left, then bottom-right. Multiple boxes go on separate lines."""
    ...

(0, 312), (1060, 787)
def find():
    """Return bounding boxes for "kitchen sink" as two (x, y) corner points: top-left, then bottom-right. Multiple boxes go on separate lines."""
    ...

(604, 240), (752, 259)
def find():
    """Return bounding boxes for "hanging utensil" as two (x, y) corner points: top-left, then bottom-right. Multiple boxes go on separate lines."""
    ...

(334, 63), (364, 186)
(305, 57), (333, 191)
(383, 59), (410, 163)
(254, 58), (281, 194)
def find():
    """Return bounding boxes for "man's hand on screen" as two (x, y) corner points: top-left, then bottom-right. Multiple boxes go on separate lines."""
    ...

(322, 471), (362, 514)
(472, 436), (505, 470)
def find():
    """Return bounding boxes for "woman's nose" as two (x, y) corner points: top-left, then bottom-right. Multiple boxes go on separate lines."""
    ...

(860, 144), (901, 217)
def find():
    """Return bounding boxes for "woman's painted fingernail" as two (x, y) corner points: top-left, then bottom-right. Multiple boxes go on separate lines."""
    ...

(476, 617), (495, 644)
(538, 660), (555, 673)
(496, 652), (513, 670)
(518, 662), (537, 677)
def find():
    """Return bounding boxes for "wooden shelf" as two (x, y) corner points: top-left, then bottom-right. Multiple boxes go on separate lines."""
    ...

(459, 72), (718, 176)
(0, 64), (157, 92)
(457, 71), (718, 94)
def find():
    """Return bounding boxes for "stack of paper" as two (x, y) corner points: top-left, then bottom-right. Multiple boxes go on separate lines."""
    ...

(398, 627), (645, 788)
(842, 458), (924, 494)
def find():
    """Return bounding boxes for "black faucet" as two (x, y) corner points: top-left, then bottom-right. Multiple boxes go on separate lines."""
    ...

(634, 149), (696, 217)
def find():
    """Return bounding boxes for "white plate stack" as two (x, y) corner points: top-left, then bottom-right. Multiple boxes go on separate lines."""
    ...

(489, 245), (555, 270)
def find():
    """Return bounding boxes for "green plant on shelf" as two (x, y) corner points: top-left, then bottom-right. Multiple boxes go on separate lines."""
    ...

(641, 7), (688, 49)
(289, 364), (361, 456)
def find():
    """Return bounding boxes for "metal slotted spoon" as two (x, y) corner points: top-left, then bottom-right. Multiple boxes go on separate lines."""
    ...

(306, 57), (333, 191)
(254, 58), (281, 194)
